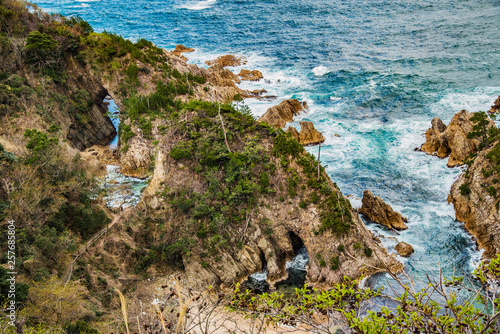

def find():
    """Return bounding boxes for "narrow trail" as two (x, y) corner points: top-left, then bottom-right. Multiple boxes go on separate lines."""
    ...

(63, 207), (133, 285)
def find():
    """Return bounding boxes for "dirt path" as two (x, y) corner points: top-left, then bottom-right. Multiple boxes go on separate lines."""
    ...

(62, 207), (133, 285)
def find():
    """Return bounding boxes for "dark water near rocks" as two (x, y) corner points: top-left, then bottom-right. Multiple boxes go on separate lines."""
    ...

(36, 0), (500, 289)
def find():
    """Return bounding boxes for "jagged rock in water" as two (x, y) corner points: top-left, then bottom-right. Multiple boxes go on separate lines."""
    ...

(299, 121), (325, 146)
(171, 44), (195, 57)
(489, 96), (500, 114)
(207, 64), (241, 86)
(359, 190), (408, 230)
(258, 99), (307, 128)
(448, 145), (500, 258)
(420, 110), (495, 167)
(395, 242), (414, 257)
(238, 69), (263, 81)
(205, 54), (247, 67)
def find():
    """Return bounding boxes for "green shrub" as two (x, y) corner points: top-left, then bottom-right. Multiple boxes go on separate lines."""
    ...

(364, 246), (373, 257)
(320, 259), (326, 267)
(459, 183), (471, 196)
(337, 244), (344, 252)
(170, 142), (193, 160)
(330, 256), (340, 270)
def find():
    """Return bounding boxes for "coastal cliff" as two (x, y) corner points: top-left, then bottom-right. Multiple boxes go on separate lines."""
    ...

(0, 1), (402, 326)
(422, 108), (500, 258)
(447, 143), (500, 258)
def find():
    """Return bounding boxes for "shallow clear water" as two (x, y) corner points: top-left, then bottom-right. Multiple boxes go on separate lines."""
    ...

(36, 0), (500, 286)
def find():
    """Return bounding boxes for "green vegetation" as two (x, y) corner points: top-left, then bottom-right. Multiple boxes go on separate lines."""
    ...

(230, 255), (500, 333)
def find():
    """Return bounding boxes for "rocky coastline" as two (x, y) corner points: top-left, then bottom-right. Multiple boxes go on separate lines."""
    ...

(421, 105), (500, 259)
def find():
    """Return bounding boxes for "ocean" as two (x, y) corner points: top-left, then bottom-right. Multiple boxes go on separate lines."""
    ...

(35, 0), (500, 288)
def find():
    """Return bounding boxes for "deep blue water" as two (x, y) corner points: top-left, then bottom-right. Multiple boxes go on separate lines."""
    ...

(35, 0), (500, 286)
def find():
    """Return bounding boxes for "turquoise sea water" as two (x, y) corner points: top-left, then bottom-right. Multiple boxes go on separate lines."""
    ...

(36, 0), (500, 286)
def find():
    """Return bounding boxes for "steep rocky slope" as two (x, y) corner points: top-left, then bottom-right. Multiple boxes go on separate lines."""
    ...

(448, 144), (500, 258)
(422, 108), (500, 259)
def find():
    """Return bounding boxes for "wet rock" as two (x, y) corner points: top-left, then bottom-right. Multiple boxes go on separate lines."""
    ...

(395, 242), (414, 257)
(205, 55), (247, 67)
(238, 69), (263, 81)
(420, 110), (496, 167)
(359, 190), (408, 230)
(299, 121), (325, 146)
(258, 99), (307, 128)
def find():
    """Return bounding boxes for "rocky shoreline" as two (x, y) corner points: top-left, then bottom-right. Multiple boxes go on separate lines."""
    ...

(421, 105), (500, 260)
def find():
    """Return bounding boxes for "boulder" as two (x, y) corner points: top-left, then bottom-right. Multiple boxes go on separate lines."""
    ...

(258, 99), (307, 128)
(299, 121), (325, 146)
(395, 242), (414, 257)
(420, 110), (495, 167)
(359, 190), (408, 230)
(238, 69), (263, 81)
(205, 55), (247, 68)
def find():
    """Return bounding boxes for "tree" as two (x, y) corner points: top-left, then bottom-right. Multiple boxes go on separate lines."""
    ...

(25, 31), (59, 70)
(467, 111), (495, 150)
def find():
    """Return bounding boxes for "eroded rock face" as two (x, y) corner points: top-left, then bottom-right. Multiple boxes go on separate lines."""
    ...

(395, 242), (414, 257)
(205, 55), (247, 67)
(420, 110), (494, 167)
(119, 133), (153, 178)
(299, 121), (325, 146)
(359, 190), (408, 230)
(448, 147), (500, 258)
(238, 69), (263, 81)
(140, 146), (402, 290)
(258, 99), (307, 128)
(489, 96), (500, 114)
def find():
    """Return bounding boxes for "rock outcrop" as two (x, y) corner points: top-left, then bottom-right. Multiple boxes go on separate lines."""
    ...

(286, 122), (325, 146)
(395, 242), (414, 257)
(420, 110), (494, 167)
(286, 126), (300, 141)
(171, 44), (195, 57)
(205, 55), (247, 67)
(238, 69), (263, 81)
(448, 146), (500, 258)
(299, 121), (325, 146)
(141, 152), (402, 289)
(359, 190), (408, 230)
(489, 96), (500, 114)
(258, 99), (307, 128)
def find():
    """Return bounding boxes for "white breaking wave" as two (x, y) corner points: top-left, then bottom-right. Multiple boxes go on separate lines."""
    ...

(180, 0), (216, 10)
(312, 65), (330, 76)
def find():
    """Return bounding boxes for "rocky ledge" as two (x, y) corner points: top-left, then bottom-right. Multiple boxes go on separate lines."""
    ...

(359, 190), (408, 230)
